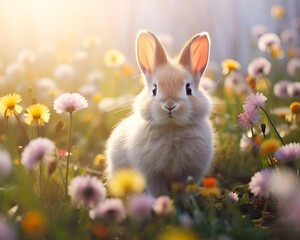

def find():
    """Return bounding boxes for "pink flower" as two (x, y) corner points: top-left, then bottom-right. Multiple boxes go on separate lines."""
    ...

(0, 150), (12, 179)
(273, 80), (292, 98)
(238, 110), (261, 130)
(89, 198), (126, 223)
(53, 93), (88, 114)
(21, 138), (56, 170)
(68, 175), (106, 208)
(258, 33), (281, 52)
(274, 143), (300, 162)
(128, 194), (155, 221)
(0, 218), (16, 240)
(153, 196), (174, 216)
(243, 92), (267, 112)
(287, 82), (300, 98)
(226, 192), (239, 204)
(247, 57), (271, 77)
(287, 58), (300, 77)
(249, 169), (274, 197)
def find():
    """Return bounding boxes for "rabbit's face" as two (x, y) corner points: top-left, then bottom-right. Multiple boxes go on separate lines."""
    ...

(137, 63), (211, 126)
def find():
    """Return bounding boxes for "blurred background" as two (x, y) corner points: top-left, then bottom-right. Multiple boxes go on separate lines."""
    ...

(0, 0), (299, 70)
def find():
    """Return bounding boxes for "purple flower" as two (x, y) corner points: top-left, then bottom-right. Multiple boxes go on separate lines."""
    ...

(238, 109), (261, 130)
(53, 93), (88, 114)
(226, 192), (239, 204)
(287, 82), (300, 98)
(153, 196), (174, 216)
(243, 92), (267, 112)
(287, 58), (300, 77)
(249, 169), (274, 197)
(21, 138), (56, 170)
(274, 143), (300, 162)
(89, 198), (126, 223)
(128, 194), (155, 221)
(273, 80), (292, 98)
(247, 57), (271, 77)
(68, 175), (106, 208)
(0, 150), (12, 179)
(0, 218), (16, 240)
(258, 33), (281, 52)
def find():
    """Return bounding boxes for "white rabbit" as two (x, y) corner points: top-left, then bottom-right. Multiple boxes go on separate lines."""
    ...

(106, 30), (214, 197)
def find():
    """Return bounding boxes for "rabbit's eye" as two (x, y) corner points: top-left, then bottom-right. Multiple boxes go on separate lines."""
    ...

(186, 83), (192, 95)
(152, 84), (157, 96)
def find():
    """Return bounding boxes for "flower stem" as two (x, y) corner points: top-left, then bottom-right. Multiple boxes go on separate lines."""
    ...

(259, 198), (268, 227)
(14, 113), (30, 143)
(65, 112), (73, 199)
(259, 107), (285, 146)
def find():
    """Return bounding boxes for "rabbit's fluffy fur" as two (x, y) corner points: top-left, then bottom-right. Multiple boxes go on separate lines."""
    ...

(106, 30), (214, 197)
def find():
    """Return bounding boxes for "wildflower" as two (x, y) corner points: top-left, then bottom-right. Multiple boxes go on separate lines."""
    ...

(271, 5), (285, 19)
(258, 33), (281, 53)
(274, 143), (300, 162)
(68, 175), (106, 208)
(21, 211), (46, 238)
(0, 93), (23, 117)
(269, 168), (299, 199)
(185, 184), (199, 194)
(224, 72), (249, 95)
(273, 80), (291, 98)
(54, 64), (75, 82)
(280, 29), (297, 45)
(243, 92), (267, 112)
(249, 169), (274, 197)
(203, 177), (216, 188)
(92, 93), (103, 103)
(82, 35), (101, 48)
(287, 82), (300, 98)
(104, 49), (125, 68)
(226, 192), (239, 204)
(0, 150), (12, 179)
(290, 102), (300, 114)
(128, 194), (155, 221)
(53, 93), (88, 114)
(250, 24), (268, 42)
(260, 138), (281, 156)
(91, 223), (109, 239)
(24, 103), (50, 126)
(0, 217), (16, 240)
(201, 177), (221, 197)
(108, 168), (145, 197)
(246, 75), (256, 89)
(93, 154), (106, 167)
(287, 58), (300, 77)
(153, 196), (174, 216)
(247, 57), (271, 78)
(238, 110), (261, 130)
(21, 138), (56, 170)
(78, 84), (97, 97)
(221, 59), (240, 75)
(159, 228), (200, 240)
(90, 198), (126, 223)
(270, 107), (290, 120)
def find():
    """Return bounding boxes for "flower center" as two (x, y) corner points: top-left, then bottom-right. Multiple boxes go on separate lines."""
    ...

(83, 186), (94, 198)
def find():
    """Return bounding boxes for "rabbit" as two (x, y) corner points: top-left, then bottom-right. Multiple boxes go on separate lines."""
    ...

(106, 30), (214, 197)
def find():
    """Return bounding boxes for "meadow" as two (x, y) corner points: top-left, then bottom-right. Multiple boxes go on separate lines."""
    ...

(0, 3), (300, 240)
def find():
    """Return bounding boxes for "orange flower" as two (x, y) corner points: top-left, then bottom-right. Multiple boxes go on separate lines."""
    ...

(203, 177), (217, 188)
(21, 211), (46, 238)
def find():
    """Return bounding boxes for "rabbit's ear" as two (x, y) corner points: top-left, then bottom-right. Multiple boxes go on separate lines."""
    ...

(179, 33), (210, 81)
(136, 30), (167, 77)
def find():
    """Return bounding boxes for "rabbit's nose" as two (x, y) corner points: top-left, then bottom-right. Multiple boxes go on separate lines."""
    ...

(164, 105), (176, 111)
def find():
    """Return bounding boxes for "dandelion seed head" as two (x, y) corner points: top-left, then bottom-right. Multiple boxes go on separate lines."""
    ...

(247, 57), (271, 77)
(258, 33), (281, 52)
(53, 93), (88, 114)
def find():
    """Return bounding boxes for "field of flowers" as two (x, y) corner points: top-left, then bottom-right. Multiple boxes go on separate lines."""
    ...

(0, 4), (300, 240)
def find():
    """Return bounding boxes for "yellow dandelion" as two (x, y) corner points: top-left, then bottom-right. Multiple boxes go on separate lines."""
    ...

(260, 138), (281, 156)
(104, 49), (125, 68)
(290, 101), (300, 114)
(93, 154), (106, 167)
(0, 93), (23, 117)
(159, 228), (200, 240)
(109, 168), (146, 197)
(221, 59), (241, 75)
(271, 5), (285, 19)
(185, 184), (199, 194)
(24, 103), (50, 126)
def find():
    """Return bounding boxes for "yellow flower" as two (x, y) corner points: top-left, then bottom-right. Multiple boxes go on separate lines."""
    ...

(271, 45), (285, 59)
(260, 138), (281, 156)
(290, 102), (300, 114)
(24, 103), (50, 126)
(82, 35), (101, 48)
(0, 93), (23, 117)
(92, 93), (103, 103)
(123, 64), (134, 77)
(159, 228), (200, 240)
(271, 5), (285, 19)
(104, 49), (125, 68)
(21, 211), (46, 238)
(93, 154), (106, 167)
(109, 168), (146, 197)
(221, 59), (241, 75)
(185, 184), (199, 194)
(200, 177), (221, 197)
